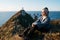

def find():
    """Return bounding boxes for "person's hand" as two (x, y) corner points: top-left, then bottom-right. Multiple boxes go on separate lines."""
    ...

(32, 24), (35, 28)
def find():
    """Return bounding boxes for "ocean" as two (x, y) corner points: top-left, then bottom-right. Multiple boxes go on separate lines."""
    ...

(0, 11), (60, 26)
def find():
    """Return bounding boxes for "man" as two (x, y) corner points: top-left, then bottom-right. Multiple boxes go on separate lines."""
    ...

(19, 7), (50, 38)
(32, 7), (50, 32)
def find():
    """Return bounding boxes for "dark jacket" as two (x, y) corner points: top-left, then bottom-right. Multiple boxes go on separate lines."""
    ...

(32, 16), (50, 28)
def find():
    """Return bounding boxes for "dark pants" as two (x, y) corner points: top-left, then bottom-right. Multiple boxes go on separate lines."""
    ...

(22, 25), (50, 37)
(22, 25), (40, 36)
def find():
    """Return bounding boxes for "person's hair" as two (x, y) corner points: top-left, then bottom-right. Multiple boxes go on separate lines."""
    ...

(43, 7), (49, 16)
(44, 7), (49, 13)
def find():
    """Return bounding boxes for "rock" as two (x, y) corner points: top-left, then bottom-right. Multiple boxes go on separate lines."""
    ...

(0, 9), (34, 40)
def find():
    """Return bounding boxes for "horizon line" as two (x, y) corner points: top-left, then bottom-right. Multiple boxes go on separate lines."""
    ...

(0, 10), (60, 12)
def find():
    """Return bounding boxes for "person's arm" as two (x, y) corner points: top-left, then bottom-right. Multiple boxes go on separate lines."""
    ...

(32, 17), (41, 25)
(32, 17), (41, 27)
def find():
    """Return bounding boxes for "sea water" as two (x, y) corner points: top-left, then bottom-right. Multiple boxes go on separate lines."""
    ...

(0, 11), (60, 26)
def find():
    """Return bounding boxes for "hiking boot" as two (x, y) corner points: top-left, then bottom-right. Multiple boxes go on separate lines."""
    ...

(19, 34), (24, 37)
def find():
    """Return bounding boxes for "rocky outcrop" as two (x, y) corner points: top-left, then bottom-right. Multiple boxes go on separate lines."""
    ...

(0, 9), (34, 40)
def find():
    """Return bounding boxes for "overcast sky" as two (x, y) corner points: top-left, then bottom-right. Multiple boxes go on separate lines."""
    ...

(0, 0), (60, 11)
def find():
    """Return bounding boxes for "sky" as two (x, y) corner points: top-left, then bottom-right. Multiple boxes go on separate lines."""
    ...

(0, 0), (60, 11)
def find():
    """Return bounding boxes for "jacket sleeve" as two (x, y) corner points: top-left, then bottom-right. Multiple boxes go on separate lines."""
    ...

(32, 17), (41, 25)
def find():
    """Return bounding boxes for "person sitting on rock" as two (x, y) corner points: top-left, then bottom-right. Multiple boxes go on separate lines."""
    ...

(32, 7), (50, 32)
(19, 7), (51, 38)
